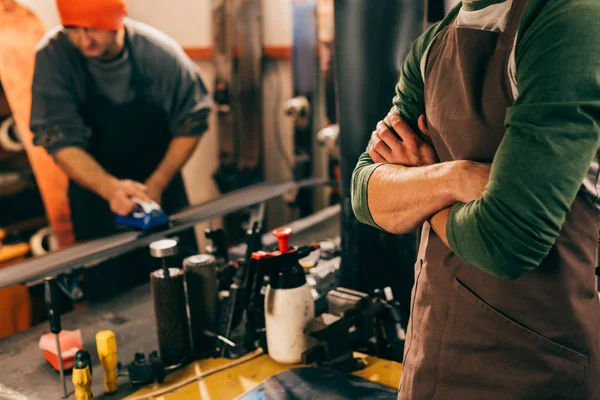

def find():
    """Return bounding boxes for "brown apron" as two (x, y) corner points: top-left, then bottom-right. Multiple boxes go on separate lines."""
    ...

(399, 1), (600, 399)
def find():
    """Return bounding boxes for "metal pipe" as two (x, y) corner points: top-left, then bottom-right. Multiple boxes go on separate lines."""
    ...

(334, 0), (421, 310)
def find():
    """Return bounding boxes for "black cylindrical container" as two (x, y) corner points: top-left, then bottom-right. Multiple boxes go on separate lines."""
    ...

(183, 254), (218, 358)
(150, 267), (191, 368)
(334, 0), (420, 317)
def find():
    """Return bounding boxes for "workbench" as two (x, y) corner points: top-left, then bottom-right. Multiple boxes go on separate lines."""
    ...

(0, 206), (403, 400)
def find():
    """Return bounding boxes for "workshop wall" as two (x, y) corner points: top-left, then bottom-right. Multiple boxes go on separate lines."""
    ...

(127, 0), (212, 51)
(262, 0), (294, 57)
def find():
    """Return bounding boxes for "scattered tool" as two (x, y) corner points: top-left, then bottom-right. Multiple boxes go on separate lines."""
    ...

(252, 227), (320, 364)
(204, 229), (239, 291)
(44, 277), (68, 399)
(38, 329), (83, 371)
(374, 287), (407, 362)
(215, 260), (250, 358)
(72, 349), (93, 400)
(213, 217), (265, 358)
(204, 228), (228, 263)
(214, 223), (323, 361)
(302, 286), (408, 371)
(96, 330), (118, 394)
(126, 351), (165, 389)
(115, 197), (169, 230)
(303, 287), (380, 371)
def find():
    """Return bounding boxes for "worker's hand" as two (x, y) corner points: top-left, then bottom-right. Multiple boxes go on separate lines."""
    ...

(107, 179), (150, 216)
(368, 113), (438, 166)
(452, 161), (492, 204)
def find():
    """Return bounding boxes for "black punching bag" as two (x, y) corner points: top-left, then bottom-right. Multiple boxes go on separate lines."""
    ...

(334, 0), (423, 319)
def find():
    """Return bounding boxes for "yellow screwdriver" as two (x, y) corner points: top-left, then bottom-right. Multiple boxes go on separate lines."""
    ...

(72, 350), (92, 400)
(96, 330), (118, 394)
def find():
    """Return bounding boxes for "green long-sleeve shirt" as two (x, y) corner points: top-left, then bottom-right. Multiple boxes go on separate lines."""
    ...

(351, 0), (600, 279)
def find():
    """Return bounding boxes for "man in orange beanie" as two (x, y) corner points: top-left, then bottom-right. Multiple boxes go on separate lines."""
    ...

(29, 0), (212, 302)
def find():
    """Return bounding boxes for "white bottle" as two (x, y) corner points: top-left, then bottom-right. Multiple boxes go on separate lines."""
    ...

(264, 267), (315, 364)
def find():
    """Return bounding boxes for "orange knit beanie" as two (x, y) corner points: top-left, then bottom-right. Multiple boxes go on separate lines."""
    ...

(56, 0), (128, 31)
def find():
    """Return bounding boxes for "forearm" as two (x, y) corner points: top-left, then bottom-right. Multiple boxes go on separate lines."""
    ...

(146, 136), (200, 189)
(368, 163), (463, 234)
(54, 147), (116, 200)
(351, 152), (466, 234)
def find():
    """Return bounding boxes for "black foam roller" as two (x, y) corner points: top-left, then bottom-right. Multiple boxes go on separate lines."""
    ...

(183, 254), (217, 358)
(151, 267), (191, 368)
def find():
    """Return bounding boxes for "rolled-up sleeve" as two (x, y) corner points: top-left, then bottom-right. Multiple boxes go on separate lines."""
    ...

(30, 48), (92, 156)
(446, 1), (600, 279)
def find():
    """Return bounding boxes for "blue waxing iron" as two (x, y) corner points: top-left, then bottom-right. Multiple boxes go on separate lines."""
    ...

(115, 197), (169, 230)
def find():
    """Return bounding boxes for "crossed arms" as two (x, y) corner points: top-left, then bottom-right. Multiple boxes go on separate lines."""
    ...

(351, 4), (600, 279)
(357, 113), (489, 245)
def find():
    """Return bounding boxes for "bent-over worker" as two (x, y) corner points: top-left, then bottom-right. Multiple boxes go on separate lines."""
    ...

(352, 0), (600, 398)
(30, 0), (212, 301)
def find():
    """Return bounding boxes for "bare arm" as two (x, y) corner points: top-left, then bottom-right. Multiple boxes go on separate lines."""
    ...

(55, 146), (120, 200)
(365, 162), (456, 233)
(54, 147), (150, 215)
(354, 112), (491, 234)
(365, 160), (488, 234)
(145, 136), (200, 202)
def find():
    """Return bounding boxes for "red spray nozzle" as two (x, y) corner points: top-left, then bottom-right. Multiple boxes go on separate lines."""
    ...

(272, 227), (293, 253)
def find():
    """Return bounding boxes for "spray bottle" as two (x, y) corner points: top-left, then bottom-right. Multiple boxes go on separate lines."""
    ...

(252, 227), (319, 364)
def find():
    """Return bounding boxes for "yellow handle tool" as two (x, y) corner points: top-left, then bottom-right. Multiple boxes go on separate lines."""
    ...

(96, 330), (118, 393)
(72, 350), (92, 400)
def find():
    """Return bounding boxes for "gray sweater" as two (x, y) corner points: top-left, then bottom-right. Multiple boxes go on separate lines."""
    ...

(30, 18), (212, 155)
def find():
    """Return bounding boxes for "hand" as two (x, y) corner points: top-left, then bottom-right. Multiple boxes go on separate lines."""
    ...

(451, 160), (492, 204)
(368, 113), (438, 166)
(105, 179), (150, 216)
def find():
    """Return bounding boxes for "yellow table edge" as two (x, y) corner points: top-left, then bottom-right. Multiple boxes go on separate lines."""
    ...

(124, 351), (402, 400)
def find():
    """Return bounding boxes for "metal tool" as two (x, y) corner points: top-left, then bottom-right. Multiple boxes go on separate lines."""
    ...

(302, 287), (380, 372)
(302, 286), (408, 371)
(149, 238), (179, 274)
(96, 330), (118, 394)
(204, 228), (228, 263)
(56, 271), (84, 302)
(126, 351), (165, 389)
(72, 349), (92, 400)
(374, 287), (407, 362)
(44, 277), (67, 399)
